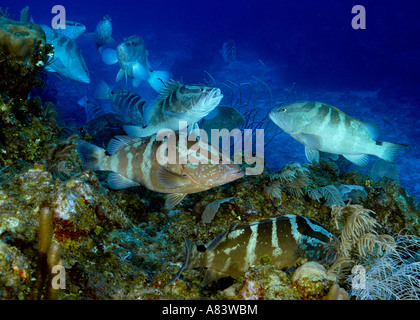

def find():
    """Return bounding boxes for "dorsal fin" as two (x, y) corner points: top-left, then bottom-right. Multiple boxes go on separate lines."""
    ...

(143, 79), (182, 125)
(107, 136), (138, 155)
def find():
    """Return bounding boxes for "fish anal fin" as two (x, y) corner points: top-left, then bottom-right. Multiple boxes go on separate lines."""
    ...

(164, 193), (186, 209)
(343, 154), (370, 167)
(108, 172), (140, 189)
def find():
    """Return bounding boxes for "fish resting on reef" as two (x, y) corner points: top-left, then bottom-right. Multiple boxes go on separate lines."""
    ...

(269, 101), (408, 167)
(167, 214), (337, 286)
(77, 133), (243, 209)
(124, 80), (223, 138)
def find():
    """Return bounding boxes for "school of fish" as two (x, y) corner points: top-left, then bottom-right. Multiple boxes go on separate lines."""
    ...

(17, 6), (410, 288)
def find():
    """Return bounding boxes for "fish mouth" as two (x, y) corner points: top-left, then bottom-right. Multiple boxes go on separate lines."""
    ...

(269, 109), (286, 130)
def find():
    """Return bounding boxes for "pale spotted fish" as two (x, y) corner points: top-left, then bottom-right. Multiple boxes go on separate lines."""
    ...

(269, 101), (408, 167)
(124, 80), (223, 138)
(77, 133), (243, 209)
(167, 214), (337, 286)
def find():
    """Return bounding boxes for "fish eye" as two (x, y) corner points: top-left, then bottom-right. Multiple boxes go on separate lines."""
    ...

(281, 108), (287, 112)
(110, 90), (115, 94)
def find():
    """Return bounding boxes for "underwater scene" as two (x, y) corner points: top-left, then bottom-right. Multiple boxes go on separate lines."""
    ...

(0, 0), (419, 302)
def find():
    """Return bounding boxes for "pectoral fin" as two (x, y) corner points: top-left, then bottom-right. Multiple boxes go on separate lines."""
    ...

(300, 133), (321, 149)
(202, 269), (230, 287)
(165, 110), (187, 118)
(157, 167), (188, 189)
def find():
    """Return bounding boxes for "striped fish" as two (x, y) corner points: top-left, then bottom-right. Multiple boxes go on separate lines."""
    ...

(124, 80), (223, 138)
(167, 214), (337, 286)
(77, 133), (243, 209)
(269, 101), (408, 167)
(41, 25), (90, 83)
(95, 81), (146, 126)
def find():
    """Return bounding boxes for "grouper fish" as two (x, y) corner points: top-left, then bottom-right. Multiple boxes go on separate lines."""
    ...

(167, 214), (337, 286)
(101, 35), (169, 92)
(124, 80), (223, 138)
(77, 133), (243, 209)
(269, 101), (408, 167)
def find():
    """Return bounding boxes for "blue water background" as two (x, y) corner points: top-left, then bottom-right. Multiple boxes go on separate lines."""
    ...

(5, 0), (420, 201)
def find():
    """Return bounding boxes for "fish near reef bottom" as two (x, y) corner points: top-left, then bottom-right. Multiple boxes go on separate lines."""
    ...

(167, 214), (337, 286)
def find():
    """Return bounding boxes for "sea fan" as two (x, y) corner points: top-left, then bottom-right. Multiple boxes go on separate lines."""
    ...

(330, 203), (396, 260)
(307, 185), (345, 207)
(45, 134), (79, 180)
(349, 234), (420, 300)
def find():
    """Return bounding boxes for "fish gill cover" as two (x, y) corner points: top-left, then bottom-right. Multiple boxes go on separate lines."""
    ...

(0, 0), (419, 301)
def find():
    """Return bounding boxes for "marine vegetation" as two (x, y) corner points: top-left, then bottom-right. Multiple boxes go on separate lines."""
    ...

(0, 9), (419, 302)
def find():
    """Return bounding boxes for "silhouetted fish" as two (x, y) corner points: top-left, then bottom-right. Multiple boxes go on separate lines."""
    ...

(220, 40), (237, 65)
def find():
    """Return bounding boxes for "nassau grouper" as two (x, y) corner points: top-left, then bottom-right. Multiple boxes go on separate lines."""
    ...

(269, 101), (408, 167)
(77, 133), (243, 209)
(124, 80), (223, 138)
(167, 214), (337, 286)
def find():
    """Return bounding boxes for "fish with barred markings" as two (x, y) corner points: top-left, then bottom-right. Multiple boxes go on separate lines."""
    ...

(269, 101), (408, 167)
(76, 133), (243, 209)
(167, 214), (337, 286)
(124, 80), (223, 138)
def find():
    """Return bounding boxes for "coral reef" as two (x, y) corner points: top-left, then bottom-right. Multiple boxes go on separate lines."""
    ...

(0, 154), (418, 300)
(0, 16), (52, 99)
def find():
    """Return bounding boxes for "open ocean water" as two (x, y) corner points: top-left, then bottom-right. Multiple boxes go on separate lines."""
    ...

(5, 0), (420, 201)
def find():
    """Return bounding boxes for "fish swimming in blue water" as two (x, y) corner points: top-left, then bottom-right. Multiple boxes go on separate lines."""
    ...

(85, 15), (115, 52)
(269, 101), (408, 167)
(167, 214), (337, 286)
(41, 25), (90, 83)
(220, 40), (237, 65)
(101, 35), (169, 92)
(57, 20), (86, 40)
(77, 133), (243, 209)
(124, 80), (223, 138)
(77, 94), (104, 122)
(94, 80), (146, 125)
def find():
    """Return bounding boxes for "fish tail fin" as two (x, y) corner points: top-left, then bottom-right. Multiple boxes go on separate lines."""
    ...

(166, 238), (197, 286)
(377, 141), (409, 163)
(76, 140), (106, 171)
(148, 70), (170, 92)
(94, 80), (112, 100)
